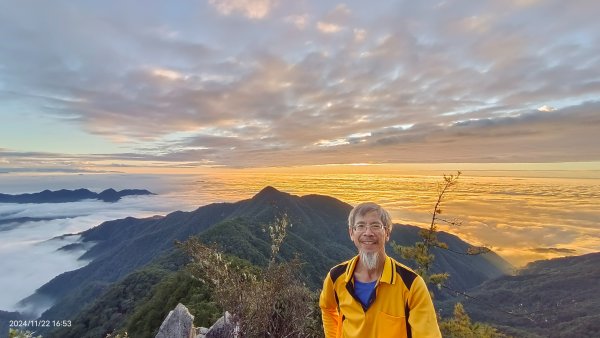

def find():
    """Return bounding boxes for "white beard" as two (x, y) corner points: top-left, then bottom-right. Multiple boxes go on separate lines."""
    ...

(359, 251), (379, 271)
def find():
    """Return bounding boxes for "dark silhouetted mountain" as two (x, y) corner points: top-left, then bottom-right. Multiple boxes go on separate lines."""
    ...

(439, 252), (600, 337)
(0, 188), (154, 203)
(19, 186), (511, 336)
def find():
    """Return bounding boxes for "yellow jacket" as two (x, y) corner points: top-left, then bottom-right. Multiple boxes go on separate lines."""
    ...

(319, 255), (441, 338)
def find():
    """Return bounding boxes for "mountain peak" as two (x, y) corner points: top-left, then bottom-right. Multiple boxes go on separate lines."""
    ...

(256, 186), (281, 195)
(253, 186), (286, 198)
(249, 186), (292, 204)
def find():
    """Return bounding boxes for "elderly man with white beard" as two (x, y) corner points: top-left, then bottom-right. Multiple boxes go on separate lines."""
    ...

(319, 202), (441, 338)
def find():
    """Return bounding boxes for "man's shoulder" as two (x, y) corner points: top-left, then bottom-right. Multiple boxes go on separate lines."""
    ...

(327, 257), (354, 283)
(388, 257), (417, 274)
(388, 257), (420, 290)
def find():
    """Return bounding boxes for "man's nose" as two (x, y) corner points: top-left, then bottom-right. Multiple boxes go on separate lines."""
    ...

(363, 227), (376, 235)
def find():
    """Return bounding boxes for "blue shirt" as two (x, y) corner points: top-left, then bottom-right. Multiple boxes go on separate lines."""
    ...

(354, 279), (377, 307)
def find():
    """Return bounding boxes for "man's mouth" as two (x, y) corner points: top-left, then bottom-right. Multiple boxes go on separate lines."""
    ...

(361, 241), (377, 245)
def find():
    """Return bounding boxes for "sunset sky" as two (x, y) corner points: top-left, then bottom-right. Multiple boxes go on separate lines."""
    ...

(3, 1), (600, 316)
(1, 0), (599, 173)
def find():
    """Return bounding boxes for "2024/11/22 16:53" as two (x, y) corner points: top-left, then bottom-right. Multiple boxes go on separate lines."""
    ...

(9, 320), (72, 328)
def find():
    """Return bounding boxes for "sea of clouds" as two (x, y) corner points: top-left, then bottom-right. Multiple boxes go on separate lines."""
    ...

(0, 174), (198, 315)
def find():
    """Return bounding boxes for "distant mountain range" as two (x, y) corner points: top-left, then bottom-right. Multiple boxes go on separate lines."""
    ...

(0, 188), (154, 203)
(11, 186), (514, 337)
(439, 252), (600, 337)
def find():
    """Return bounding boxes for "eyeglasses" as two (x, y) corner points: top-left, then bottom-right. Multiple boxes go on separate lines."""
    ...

(352, 223), (387, 232)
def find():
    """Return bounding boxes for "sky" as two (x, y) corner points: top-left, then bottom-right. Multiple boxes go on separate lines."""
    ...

(1, 0), (600, 172)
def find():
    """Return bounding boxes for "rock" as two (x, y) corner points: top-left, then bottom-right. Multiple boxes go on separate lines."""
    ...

(195, 326), (209, 338)
(155, 304), (238, 338)
(155, 303), (195, 338)
(205, 311), (239, 338)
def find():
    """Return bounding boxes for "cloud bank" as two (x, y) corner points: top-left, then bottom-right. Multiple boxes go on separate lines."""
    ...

(0, 1), (599, 170)
(0, 175), (198, 314)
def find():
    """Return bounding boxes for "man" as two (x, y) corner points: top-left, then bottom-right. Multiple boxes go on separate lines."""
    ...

(320, 202), (441, 338)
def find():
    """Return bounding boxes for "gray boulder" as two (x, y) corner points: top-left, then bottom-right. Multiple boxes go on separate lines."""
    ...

(195, 326), (209, 338)
(155, 303), (195, 338)
(205, 311), (238, 338)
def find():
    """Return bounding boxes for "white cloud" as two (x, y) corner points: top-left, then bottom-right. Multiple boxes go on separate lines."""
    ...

(151, 67), (185, 81)
(391, 124), (415, 130)
(208, 0), (277, 19)
(537, 105), (556, 112)
(314, 138), (349, 147)
(317, 21), (343, 34)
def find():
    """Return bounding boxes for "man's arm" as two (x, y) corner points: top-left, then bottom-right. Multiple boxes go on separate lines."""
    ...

(319, 272), (340, 338)
(407, 276), (442, 338)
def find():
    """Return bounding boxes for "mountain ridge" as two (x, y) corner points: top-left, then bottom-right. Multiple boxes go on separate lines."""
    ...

(0, 188), (154, 203)
(439, 252), (600, 337)
(15, 186), (512, 334)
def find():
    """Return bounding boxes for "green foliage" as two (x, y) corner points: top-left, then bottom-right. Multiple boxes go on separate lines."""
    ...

(199, 217), (272, 267)
(180, 212), (323, 337)
(440, 303), (509, 338)
(125, 270), (220, 338)
(199, 215), (347, 289)
(47, 267), (170, 338)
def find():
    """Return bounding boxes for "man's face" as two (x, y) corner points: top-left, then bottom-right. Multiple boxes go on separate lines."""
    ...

(349, 210), (390, 257)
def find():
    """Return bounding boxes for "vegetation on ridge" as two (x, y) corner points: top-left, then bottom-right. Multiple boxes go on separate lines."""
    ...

(180, 211), (323, 337)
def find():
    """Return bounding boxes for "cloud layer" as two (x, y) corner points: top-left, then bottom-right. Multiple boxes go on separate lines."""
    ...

(0, 0), (599, 170)
(0, 174), (198, 313)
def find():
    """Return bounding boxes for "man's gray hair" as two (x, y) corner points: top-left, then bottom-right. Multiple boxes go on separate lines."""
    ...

(348, 202), (393, 233)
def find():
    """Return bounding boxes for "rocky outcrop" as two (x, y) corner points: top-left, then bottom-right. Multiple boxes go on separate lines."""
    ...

(203, 311), (238, 338)
(155, 303), (195, 338)
(155, 304), (239, 338)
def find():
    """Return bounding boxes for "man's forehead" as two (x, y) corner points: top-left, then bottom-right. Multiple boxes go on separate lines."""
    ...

(355, 211), (382, 222)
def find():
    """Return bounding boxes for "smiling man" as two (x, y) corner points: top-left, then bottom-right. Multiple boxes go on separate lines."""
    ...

(320, 202), (441, 338)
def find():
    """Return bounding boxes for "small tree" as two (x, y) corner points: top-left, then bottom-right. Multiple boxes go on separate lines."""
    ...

(392, 172), (506, 337)
(392, 171), (489, 291)
(440, 303), (509, 338)
(266, 211), (289, 264)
